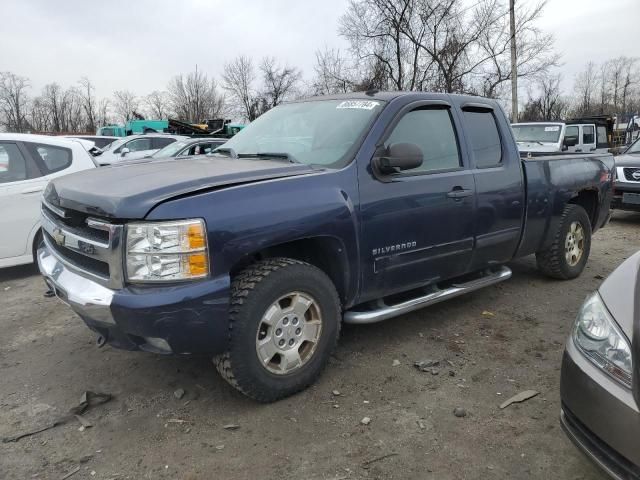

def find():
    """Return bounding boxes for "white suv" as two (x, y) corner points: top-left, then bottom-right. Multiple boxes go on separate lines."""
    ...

(0, 134), (96, 268)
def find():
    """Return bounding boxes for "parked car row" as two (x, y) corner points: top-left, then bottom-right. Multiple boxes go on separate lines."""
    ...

(0, 129), (228, 269)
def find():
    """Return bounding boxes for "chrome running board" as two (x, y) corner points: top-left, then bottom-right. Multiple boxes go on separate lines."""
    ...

(343, 266), (512, 324)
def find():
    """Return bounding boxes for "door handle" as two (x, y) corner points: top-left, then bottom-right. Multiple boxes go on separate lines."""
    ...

(447, 188), (473, 199)
(21, 186), (44, 194)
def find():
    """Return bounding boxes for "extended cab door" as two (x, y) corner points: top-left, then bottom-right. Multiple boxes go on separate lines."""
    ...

(358, 100), (476, 300)
(455, 102), (525, 269)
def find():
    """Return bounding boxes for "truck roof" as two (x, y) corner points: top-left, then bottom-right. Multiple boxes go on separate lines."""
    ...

(298, 91), (493, 104)
(512, 122), (564, 126)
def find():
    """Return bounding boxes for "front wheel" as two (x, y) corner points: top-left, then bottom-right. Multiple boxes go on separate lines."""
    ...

(214, 258), (341, 402)
(536, 204), (592, 279)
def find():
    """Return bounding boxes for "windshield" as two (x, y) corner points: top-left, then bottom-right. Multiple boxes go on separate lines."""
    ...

(152, 141), (189, 158)
(626, 138), (640, 154)
(216, 99), (385, 167)
(512, 124), (562, 143)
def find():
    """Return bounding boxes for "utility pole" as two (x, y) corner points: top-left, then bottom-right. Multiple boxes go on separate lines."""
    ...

(510, 0), (518, 122)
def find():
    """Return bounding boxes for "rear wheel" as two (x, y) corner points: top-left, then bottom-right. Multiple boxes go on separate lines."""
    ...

(536, 204), (592, 279)
(214, 258), (341, 402)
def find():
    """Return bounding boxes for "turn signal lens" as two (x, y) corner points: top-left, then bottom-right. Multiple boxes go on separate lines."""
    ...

(187, 253), (208, 276)
(188, 224), (206, 250)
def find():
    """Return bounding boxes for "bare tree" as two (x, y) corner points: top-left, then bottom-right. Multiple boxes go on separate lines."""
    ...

(406, 0), (499, 93)
(167, 68), (225, 122)
(78, 77), (97, 132)
(260, 58), (301, 108)
(312, 48), (356, 95)
(339, 0), (433, 91)
(573, 62), (598, 116)
(145, 90), (171, 119)
(337, 0), (557, 98)
(0, 72), (30, 132)
(597, 62), (610, 113)
(476, 0), (559, 99)
(28, 96), (51, 132)
(521, 73), (567, 121)
(112, 90), (138, 123)
(620, 57), (639, 113)
(96, 98), (110, 128)
(41, 83), (65, 132)
(223, 56), (261, 121)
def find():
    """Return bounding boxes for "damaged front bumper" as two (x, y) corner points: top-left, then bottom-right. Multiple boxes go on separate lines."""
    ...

(38, 241), (230, 355)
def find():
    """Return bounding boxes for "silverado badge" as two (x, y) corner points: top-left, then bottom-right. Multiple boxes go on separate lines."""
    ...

(372, 241), (417, 256)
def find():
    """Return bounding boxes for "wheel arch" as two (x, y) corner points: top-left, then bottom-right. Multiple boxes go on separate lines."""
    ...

(229, 236), (354, 308)
(568, 189), (599, 229)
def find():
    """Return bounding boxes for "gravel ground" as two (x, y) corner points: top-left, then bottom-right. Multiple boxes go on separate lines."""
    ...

(2, 212), (639, 480)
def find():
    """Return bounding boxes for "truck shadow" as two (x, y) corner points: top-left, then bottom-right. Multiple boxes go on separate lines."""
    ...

(0, 263), (40, 282)
(610, 211), (640, 224)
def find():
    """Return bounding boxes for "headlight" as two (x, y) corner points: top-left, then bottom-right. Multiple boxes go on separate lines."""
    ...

(573, 292), (633, 388)
(125, 219), (209, 282)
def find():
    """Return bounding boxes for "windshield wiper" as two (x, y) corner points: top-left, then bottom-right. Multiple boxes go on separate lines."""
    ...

(239, 152), (300, 164)
(210, 147), (238, 159)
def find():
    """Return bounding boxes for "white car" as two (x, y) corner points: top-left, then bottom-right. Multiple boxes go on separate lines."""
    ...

(0, 133), (96, 268)
(96, 134), (187, 166)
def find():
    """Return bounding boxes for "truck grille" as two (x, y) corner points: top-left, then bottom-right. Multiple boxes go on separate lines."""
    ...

(623, 167), (640, 182)
(41, 200), (124, 288)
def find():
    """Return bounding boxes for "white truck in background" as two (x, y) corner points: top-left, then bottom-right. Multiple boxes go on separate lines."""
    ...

(512, 121), (611, 156)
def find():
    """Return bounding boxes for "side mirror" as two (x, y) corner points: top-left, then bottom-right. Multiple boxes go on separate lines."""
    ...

(563, 137), (578, 147)
(375, 143), (423, 173)
(120, 147), (130, 157)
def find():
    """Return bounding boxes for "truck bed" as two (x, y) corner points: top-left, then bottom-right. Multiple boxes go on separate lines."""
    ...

(516, 153), (615, 258)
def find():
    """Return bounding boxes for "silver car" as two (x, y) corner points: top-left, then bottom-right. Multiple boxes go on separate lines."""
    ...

(560, 251), (640, 479)
(96, 134), (188, 166)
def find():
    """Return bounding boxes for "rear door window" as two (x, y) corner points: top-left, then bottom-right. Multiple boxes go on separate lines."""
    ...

(0, 143), (36, 183)
(582, 125), (595, 145)
(23, 142), (72, 174)
(462, 110), (502, 168)
(596, 126), (608, 148)
(152, 137), (176, 149)
(125, 138), (152, 152)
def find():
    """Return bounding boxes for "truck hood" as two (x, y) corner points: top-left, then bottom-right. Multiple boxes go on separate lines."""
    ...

(516, 142), (560, 153)
(44, 156), (316, 219)
(598, 250), (640, 341)
(614, 153), (640, 168)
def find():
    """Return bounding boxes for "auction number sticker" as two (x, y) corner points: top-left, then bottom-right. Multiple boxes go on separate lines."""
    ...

(544, 126), (560, 131)
(336, 100), (380, 110)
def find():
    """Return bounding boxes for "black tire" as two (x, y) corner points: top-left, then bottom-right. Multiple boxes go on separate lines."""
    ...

(536, 204), (592, 280)
(214, 258), (341, 402)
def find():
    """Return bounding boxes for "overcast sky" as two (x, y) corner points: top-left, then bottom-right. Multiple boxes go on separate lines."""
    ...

(2, 0), (639, 98)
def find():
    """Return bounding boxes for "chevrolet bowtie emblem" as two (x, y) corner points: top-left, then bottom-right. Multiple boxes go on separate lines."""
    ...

(52, 227), (66, 246)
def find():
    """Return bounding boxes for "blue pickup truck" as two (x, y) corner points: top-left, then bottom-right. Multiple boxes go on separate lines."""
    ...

(38, 92), (614, 401)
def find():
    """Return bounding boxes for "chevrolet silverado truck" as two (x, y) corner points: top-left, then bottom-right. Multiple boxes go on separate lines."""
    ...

(38, 92), (614, 402)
